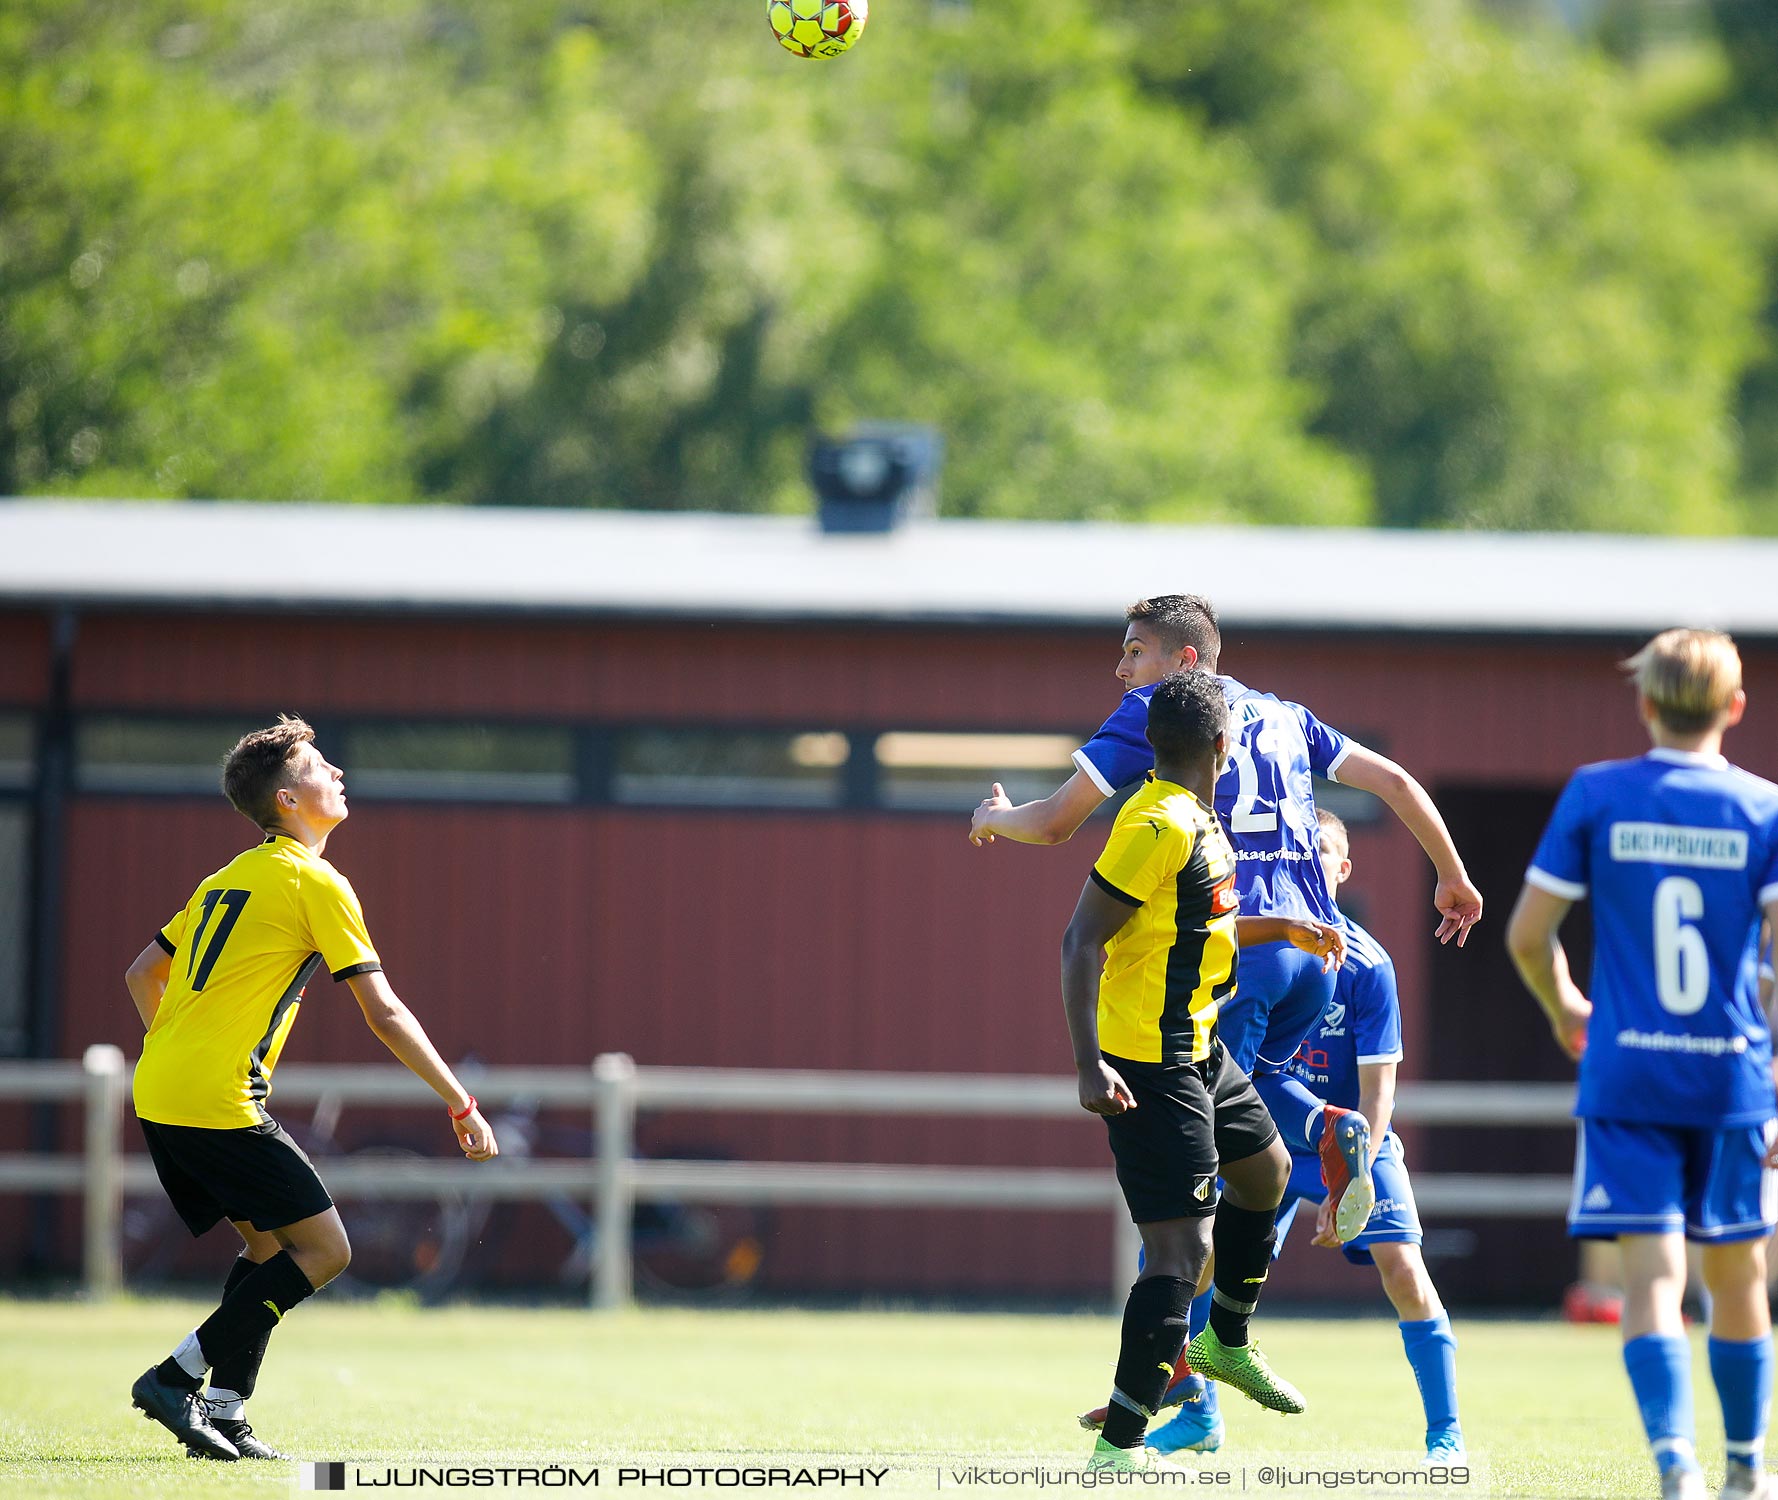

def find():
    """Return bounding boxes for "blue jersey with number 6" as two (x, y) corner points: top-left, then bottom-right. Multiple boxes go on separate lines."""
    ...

(1527, 749), (1778, 1128)
(1073, 675), (1351, 924)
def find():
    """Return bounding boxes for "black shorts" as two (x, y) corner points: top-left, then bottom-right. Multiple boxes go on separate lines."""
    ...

(139, 1116), (334, 1235)
(1101, 1040), (1279, 1224)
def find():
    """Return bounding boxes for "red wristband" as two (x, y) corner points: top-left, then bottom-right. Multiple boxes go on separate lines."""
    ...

(448, 1095), (477, 1121)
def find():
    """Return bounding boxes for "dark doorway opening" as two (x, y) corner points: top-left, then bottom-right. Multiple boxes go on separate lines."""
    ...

(1418, 783), (1593, 1308)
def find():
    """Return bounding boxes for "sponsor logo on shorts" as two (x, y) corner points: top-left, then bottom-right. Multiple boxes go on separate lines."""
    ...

(1583, 1185), (1612, 1211)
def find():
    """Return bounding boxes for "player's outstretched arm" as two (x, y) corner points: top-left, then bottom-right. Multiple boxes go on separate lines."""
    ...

(1236, 915), (1346, 972)
(1762, 908), (1778, 1166)
(1335, 746), (1483, 946)
(1059, 879), (1138, 1115)
(345, 970), (498, 1161)
(971, 770), (1107, 848)
(1505, 883), (1590, 1061)
(1761, 920), (1775, 1018)
(124, 942), (172, 1029)
(1356, 1060), (1395, 1168)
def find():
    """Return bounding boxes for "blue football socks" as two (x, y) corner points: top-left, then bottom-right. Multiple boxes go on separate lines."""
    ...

(1185, 1288), (1219, 1417)
(1189, 1286), (1212, 1340)
(1253, 1070), (1326, 1155)
(1624, 1332), (1699, 1476)
(1708, 1334), (1772, 1478)
(1398, 1314), (1462, 1443)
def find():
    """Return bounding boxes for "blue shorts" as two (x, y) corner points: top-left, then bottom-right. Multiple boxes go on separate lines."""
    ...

(1274, 1131), (1422, 1268)
(1221, 943), (1337, 1077)
(1569, 1117), (1778, 1243)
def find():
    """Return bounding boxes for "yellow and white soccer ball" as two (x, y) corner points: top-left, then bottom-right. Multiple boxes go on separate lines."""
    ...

(768, 0), (868, 58)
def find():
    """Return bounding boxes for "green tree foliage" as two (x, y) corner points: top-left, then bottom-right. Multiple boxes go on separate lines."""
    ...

(1, 0), (1773, 531)
(1130, 0), (1757, 531)
(1705, 0), (1778, 124)
(1650, 0), (1778, 531)
(0, 1), (655, 504)
(385, 0), (1371, 523)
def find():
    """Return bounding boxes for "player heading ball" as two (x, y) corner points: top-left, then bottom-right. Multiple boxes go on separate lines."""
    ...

(1062, 672), (1347, 1470)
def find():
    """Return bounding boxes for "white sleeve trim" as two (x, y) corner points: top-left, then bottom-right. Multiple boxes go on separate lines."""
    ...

(1324, 742), (1354, 784)
(1526, 866), (1587, 901)
(1072, 747), (1116, 798)
(1357, 1050), (1404, 1066)
(1758, 881), (1778, 909)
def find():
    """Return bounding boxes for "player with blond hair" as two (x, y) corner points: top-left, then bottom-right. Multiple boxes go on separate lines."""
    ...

(1509, 630), (1778, 1500)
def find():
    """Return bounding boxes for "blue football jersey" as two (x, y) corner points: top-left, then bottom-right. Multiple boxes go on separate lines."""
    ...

(1528, 749), (1778, 1128)
(1074, 674), (1351, 922)
(1283, 917), (1402, 1117)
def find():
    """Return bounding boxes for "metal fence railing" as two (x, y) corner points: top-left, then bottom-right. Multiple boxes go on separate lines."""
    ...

(0, 1047), (1577, 1309)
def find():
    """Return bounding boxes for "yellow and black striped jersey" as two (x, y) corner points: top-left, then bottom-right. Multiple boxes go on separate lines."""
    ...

(1089, 773), (1239, 1065)
(133, 834), (381, 1129)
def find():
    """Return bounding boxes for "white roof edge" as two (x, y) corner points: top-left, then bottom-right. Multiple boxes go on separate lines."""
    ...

(1, 497), (1774, 637)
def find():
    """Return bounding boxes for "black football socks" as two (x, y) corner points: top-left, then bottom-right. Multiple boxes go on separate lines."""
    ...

(206, 1255), (272, 1416)
(191, 1251), (316, 1372)
(1101, 1274), (1193, 1450)
(1208, 1201), (1277, 1348)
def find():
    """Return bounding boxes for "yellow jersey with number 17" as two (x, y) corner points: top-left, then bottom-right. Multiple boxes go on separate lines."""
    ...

(132, 833), (382, 1129)
(1089, 773), (1240, 1066)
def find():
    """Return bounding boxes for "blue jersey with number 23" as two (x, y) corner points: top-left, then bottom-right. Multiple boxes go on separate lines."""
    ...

(1073, 675), (1351, 925)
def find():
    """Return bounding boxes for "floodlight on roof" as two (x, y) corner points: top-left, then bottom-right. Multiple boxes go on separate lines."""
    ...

(808, 423), (942, 534)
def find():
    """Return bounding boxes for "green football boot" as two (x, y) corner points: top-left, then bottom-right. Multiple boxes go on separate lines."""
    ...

(1185, 1326), (1306, 1415)
(1086, 1438), (1184, 1473)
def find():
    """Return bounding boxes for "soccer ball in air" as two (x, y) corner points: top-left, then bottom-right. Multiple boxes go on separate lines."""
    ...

(768, 0), (868, 58)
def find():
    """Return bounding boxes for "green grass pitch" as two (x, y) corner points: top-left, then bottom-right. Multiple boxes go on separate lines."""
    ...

(0, 1297), (1744, 1499)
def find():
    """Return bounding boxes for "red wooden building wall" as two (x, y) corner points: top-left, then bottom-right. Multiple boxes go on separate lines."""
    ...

(10, 606), (1778, 1301)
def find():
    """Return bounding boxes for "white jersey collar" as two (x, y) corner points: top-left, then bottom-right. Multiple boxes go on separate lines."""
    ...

(1646, 747), (1729, 770)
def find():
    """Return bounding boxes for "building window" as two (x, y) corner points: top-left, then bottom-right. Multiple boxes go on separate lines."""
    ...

(1315, 732), (1388, 827)
(0, 714), (33, 791)
(1314, 775), (1384, 827)
(343, 724), (576, 804)
(75, 717), (262, 795)
(612, 730), (849, 808)
(873, 731), (1079, 811)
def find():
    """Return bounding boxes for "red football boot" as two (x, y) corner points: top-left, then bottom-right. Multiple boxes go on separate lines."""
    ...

(1317, 1105), (1376, 1244)
(1077, 1360), (1198, 1431)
